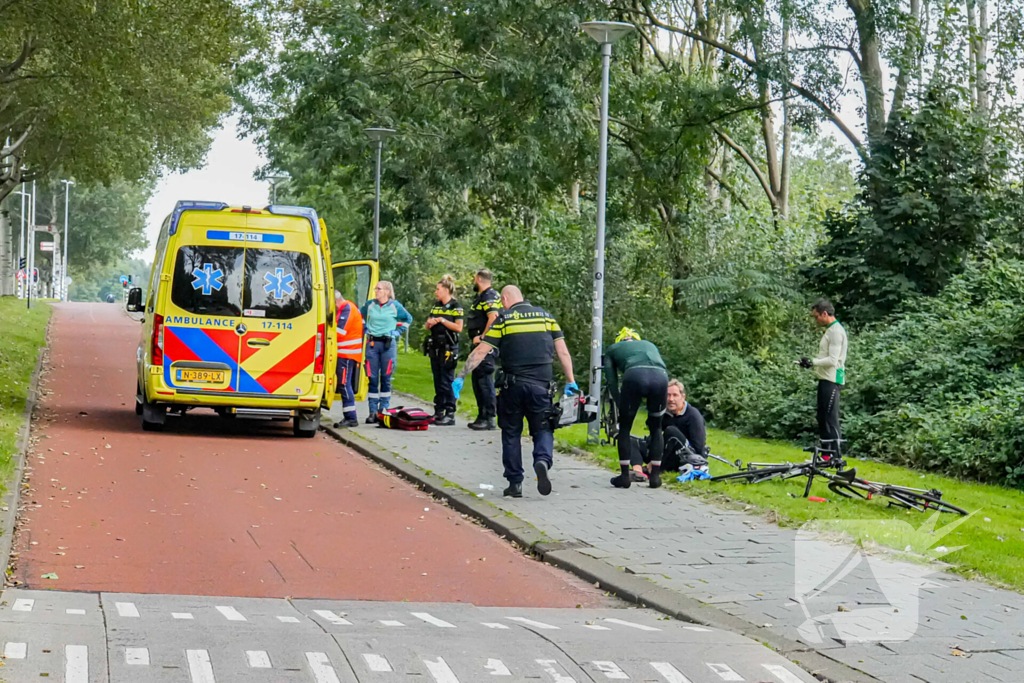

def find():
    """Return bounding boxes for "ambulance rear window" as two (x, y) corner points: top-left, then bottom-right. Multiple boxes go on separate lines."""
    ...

(243, 249), (313, 319)
(171, 246), (244, 316)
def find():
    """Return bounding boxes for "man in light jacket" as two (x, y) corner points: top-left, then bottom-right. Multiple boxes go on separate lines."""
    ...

(800, 298), (848, 448)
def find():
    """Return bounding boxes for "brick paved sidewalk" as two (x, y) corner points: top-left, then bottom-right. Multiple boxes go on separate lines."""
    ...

(326, 398), (1024, 683)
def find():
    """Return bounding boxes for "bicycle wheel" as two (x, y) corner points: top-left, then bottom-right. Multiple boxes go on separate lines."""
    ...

(886, 488), (968, 516)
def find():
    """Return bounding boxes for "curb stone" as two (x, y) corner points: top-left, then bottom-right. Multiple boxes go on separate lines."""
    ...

(321, 423), (879, 683)
(2, 314), (52, 583)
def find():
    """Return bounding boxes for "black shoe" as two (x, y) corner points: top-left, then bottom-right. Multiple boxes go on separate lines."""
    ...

(435, 413), (455, 426)
(503, 482), (523, 498)
(649, 468), (662, 489)
(610, 473), (631, 489)
(534, 461), (552, 496)
(365, 414), (378, 424)
(468, 417), (496, 431)
(335, 418), (359, 429)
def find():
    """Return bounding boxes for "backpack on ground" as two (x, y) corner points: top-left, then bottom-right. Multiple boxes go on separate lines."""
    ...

(377, 406), (434, 430)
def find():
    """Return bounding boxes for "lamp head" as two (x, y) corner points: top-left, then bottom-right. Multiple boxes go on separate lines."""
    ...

(364, 127), (397, 142)
(581, 21), (635, 44)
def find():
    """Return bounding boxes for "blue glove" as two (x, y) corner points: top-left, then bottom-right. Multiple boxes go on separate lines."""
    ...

(452, 377), (464, 399)
(564, 381), (579, 396)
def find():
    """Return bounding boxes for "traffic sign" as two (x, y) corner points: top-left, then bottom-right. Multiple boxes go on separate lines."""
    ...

(40, 241), (54, 252)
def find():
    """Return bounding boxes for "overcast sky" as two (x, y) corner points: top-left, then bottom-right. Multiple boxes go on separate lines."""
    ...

(140, 114), (268, 260)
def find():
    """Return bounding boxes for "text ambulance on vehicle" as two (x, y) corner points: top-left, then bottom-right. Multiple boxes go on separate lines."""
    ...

(126, 201), (376, 437)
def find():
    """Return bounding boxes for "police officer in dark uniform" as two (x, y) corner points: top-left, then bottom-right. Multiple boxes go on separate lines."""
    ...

(453, 285), (577, 498)
(466, 269), (502, 430)
(424, 275), (464, 425)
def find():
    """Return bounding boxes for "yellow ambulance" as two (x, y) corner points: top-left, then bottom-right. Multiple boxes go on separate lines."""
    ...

(126, 201), (377, 436)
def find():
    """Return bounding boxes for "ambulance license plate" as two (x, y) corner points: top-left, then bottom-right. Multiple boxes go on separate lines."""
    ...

(176, 369), (225, 384)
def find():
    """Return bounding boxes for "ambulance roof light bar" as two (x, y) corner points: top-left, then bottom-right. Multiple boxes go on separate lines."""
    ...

(168, 200), (230, 235)
(265, 205), (321, 245)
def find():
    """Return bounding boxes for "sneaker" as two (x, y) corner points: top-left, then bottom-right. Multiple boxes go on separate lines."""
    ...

(629, 469), (649, 483)
(435, 413), (455, 426)
(503, 482), (523, 498)
(468, 417), (496, 431)
(534, 461), (552, 496)
(365, 414), (378, 424)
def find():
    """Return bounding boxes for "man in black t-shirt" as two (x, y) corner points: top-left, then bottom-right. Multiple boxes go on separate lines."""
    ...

(465, 269), (502, 430)
(454, 285), (577, 498)
(631, 379), (708, 474)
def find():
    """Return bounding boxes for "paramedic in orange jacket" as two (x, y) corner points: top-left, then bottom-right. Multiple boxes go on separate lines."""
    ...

(334, 290), (364, 428)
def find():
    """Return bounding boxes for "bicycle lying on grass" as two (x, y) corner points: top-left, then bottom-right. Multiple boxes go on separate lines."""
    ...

(711, 440), (968, 515)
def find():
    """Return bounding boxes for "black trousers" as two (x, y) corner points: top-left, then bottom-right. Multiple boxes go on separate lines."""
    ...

(617, 367), (668, 467)
(497, 381), (554, 484)
(631, 426), (708, 471)
(431, 352), (458, 414)
(471, 348), (497, 419)
(817, 379), (842, 444)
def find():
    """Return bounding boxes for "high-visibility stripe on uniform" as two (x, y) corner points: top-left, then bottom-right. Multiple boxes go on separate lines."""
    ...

(337, 300), (365, 360)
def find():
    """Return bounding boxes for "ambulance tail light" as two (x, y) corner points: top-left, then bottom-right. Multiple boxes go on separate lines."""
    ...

(152, 314), (165, 365)
(314, 323), (326, 374)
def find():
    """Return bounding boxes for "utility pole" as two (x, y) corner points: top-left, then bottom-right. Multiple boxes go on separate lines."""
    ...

(363, 127), (396, 261)
(27, 180), (35, 309)
(61, 179), (74, 300)
(581, 21), (634, 443)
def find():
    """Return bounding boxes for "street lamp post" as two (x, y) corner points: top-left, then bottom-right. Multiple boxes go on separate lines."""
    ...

(27, 179), (36, 309)
(363, 127), (396, 261)
(580, 20), (634, 443)
(61, 179), (74, 301)
(13, 188), (28, 298)
(268, 175), (289, 204)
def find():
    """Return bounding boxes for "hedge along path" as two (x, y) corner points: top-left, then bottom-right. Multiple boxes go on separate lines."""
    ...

(391, 351), (1024, 594)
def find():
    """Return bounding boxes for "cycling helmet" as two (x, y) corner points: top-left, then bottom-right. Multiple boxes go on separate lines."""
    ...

(615, 327), (641, 343)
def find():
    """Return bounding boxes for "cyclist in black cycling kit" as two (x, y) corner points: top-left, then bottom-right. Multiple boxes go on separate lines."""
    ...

(604, 328), (669, 489)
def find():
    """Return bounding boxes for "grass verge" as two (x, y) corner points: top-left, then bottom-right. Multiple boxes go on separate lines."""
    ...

(0, 298), (51, 492)
(394, 351), (1024, 593)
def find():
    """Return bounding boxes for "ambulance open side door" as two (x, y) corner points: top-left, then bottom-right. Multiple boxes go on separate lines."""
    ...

(332, 259), (379, 401)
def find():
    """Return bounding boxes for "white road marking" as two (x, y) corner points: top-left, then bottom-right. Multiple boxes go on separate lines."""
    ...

(424, 656), (460, 682)
(380, 619), (404, 626)
(125, 648), (150, 666)
(412, 612), (456, 628)
(583, 624), (611, 631)
(481, 622), (509, 629)
(650, 662), (693, 683)
(246, 650), (272, 669)
(215, 605), (246, 621)
(763, 664), (804, 683)
(276, 616), (300, 623)
(66, 608), (86, 615)
(536, 659), (577, 682)
(507, 616), (559, 630)
(306, 652), (342, 683)
(485, 658), (511, 676)
(707, 663), (744, 681)
(65, 645), (89, 683)
(3, 642), (27, 659)
(313, 609), (352, 625)
(683, 626), (712, 632)
(186, 649), (216, 683)
(172, 612), (194, 619)
(603, 618), (660, 631)
(12, 598), (34, 612)
(593, 661), (629, 679)
(363, 653), (393, 672)
(115, 602), (140, 618)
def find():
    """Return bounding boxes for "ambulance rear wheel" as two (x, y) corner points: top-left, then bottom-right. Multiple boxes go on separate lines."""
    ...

(293, 409), (321, 438)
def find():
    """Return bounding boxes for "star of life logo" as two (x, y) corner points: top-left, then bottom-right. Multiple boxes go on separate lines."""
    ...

(794, 512), (975, 644)
(263, 268), (295, 298)
(190, 263), (224, 296)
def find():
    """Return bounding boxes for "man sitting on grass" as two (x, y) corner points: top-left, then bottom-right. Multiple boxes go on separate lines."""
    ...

(630, 379), (707, 479)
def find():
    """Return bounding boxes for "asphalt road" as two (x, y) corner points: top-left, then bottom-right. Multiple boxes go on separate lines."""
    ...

(10, 302), (603, 606)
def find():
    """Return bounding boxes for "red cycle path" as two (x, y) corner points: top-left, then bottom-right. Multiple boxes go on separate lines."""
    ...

(12, 303), (604, 606)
